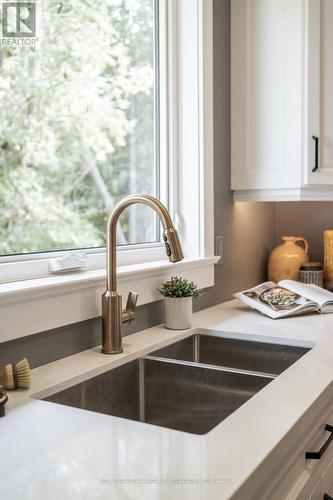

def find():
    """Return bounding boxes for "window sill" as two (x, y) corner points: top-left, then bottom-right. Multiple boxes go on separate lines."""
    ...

(0, 256), (219, 342)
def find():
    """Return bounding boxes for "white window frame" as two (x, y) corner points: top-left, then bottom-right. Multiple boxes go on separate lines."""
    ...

(0, 0), (217, 342)
(0, 0), (170, 283)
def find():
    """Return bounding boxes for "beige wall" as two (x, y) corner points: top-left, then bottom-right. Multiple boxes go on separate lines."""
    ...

(275, 203), (333, 263)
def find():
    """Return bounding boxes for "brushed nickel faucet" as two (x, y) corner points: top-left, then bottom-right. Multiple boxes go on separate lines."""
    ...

(102, 194), (184, 354)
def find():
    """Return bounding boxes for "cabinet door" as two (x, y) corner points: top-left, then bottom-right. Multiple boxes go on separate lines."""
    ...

(308, 480), (322, 500)
(307, 0), (333, 185)
(321, 457), (333, 499)
(231, 0), (304, 191)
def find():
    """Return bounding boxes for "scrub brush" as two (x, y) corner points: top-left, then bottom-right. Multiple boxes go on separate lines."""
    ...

(0, 358), (31, 390)
(0, 390), (8, 417)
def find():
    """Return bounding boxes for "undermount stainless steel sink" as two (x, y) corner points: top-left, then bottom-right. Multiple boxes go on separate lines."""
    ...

(151, 334), (311, 376)
(42, 333), (311, 435)
(44, 357), (272, 435)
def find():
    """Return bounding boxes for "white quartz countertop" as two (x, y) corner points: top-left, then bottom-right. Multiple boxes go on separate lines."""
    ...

(2, 299), (333, 500)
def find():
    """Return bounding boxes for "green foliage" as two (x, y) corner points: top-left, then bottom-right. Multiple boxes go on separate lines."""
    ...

(159, 277), (200, 299)
(0, 0), (156, 255)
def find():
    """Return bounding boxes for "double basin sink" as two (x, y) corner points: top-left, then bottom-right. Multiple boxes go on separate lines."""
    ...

(43, 333), (310, 435)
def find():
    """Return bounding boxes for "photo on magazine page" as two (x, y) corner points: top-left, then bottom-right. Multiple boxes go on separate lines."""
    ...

(243, 282), (312, 313)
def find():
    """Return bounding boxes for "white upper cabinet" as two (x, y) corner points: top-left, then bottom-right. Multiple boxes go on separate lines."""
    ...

(231, 0), (333, 201)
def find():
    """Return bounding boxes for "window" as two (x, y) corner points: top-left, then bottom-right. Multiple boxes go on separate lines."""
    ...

(0, 0), (163, 257)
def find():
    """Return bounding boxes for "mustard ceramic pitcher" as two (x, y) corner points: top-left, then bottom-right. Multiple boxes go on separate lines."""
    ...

(268, 236), (309, 282)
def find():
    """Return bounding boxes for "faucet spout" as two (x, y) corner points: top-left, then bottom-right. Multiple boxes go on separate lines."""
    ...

(102, 194), (184, 354)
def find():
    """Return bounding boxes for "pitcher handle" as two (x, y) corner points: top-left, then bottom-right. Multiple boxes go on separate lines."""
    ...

(294, 237), (309, 254)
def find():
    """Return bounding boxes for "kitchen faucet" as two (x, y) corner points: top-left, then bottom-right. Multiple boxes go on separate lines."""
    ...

(102, 194), (184, 354)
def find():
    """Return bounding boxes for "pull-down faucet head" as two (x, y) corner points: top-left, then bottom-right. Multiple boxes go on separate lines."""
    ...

(163, 227), (183, 263)
(102, 194), (184, 354)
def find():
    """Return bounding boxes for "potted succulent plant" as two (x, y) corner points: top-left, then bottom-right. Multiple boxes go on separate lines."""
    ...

(159, 276), (200, 330)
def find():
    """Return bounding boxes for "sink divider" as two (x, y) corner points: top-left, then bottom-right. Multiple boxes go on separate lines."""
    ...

(142, 354), (277, 380)
(139, 358), (145, 423)
(193, 334), (200, 363)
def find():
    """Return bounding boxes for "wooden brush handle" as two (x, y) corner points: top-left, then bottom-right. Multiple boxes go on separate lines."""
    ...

(0, 364), (15, 390)
(0, 390), (8, 417)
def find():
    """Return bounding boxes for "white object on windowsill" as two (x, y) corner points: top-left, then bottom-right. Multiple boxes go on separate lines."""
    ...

(48, 252), (87, 274)
(164, 296), (193, 330)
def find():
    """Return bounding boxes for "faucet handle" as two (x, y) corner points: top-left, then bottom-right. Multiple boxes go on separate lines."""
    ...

(126, 291), (138, 311)
(122, 291), (138, 325)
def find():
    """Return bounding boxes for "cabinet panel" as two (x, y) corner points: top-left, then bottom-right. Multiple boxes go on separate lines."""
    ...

(320, 0), (333, 173)
(308, 480), (322, 500)
(307, 0), (333, 185)
(231, 0), (303, 191)
(321, 457), (333, 498)
(231, 0), (333, 200)
(249, 396), (333, 500)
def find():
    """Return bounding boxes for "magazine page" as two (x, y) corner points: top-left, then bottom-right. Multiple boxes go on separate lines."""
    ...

(234, 281), (318, 319)
(279, 280), (333, 311)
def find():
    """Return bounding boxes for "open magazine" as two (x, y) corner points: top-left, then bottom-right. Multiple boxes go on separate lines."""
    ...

(234, 280), (333, 319)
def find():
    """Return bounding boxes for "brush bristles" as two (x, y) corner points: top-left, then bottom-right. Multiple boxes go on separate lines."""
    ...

(15, 358), (31, 389)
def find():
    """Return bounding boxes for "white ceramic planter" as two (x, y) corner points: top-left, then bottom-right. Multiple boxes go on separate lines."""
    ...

(164, 297), (193, 330)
